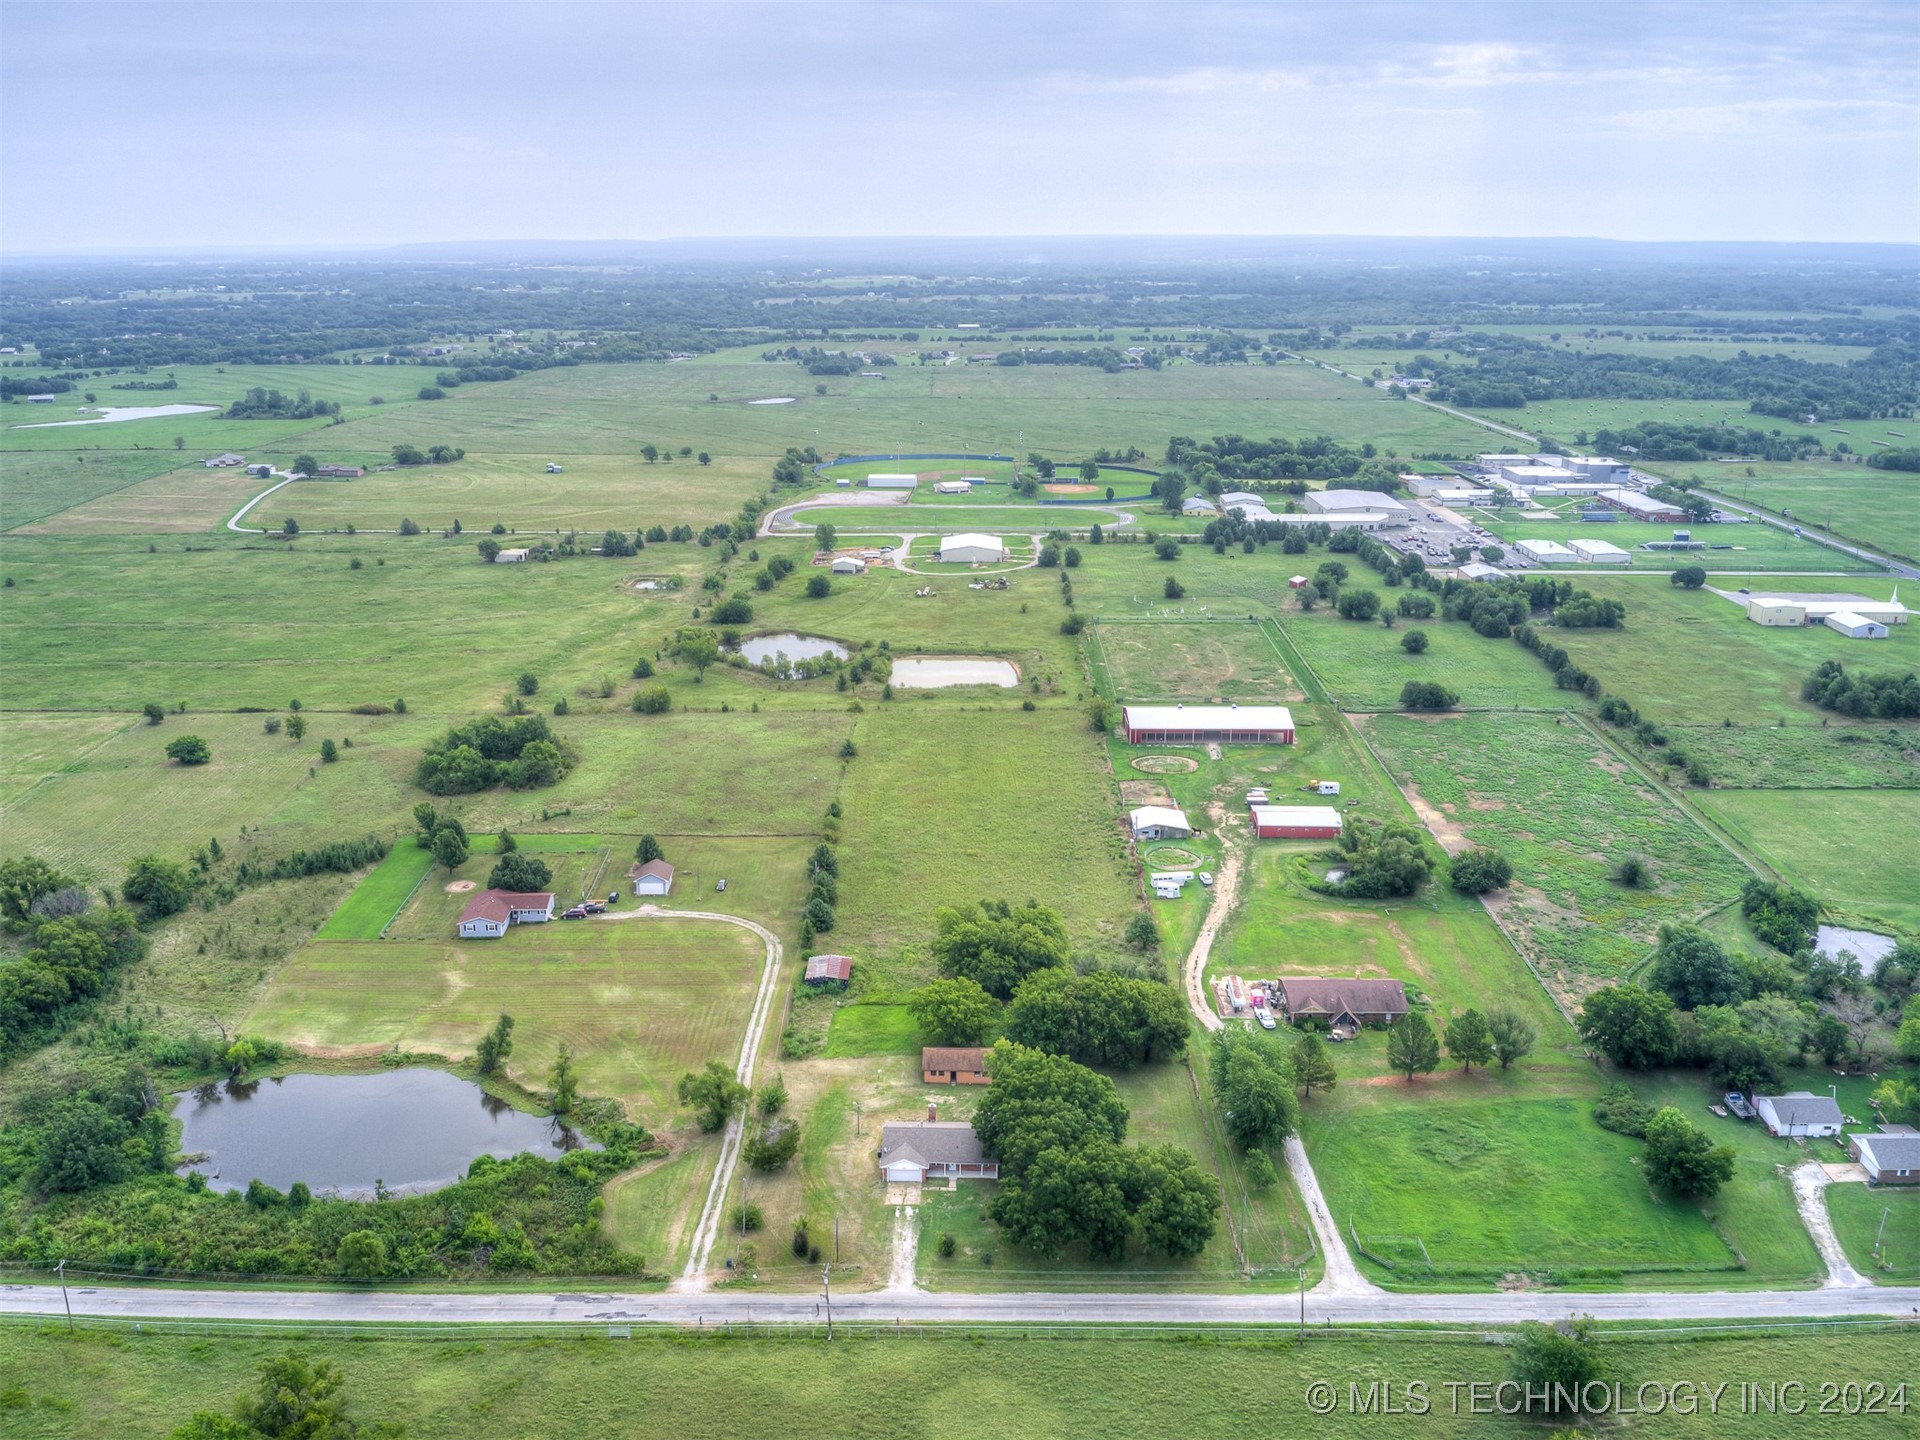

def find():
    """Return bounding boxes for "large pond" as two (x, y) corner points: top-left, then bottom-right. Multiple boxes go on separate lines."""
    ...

(1814, 925), (1896, 965)
(737, 632), (848, 666)
(12, 402), (220, 428)
(890, 656), (1019, 688)
(174, 1069), (594, 1198)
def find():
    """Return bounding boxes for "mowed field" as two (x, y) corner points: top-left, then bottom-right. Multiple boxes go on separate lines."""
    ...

(1639, 457), (1919, 559)
(1694, 788), (1920, 932)
(1360, 712), (1751, 992)
(1281, 605), (1576, 710)
(245, 914), (766, 1121)
(0, 448), (203, 531)
(1088, 619), (1303, 702)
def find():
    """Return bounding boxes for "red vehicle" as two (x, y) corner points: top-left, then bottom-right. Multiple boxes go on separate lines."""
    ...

(561, 906), (589, 920)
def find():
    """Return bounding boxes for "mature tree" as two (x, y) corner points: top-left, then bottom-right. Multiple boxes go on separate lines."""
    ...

(1810, 1011), (1851, 1066)
(677, 1059), (749, 1132)
(432, 826), (469, 874)
(1327, 818), (1433, 899)
(286, 715), (308, 741)
(0, 856), (71, 921)
(1578, 984), (1679, 1068)
(930, 899), (1071, 1000)
(635, 835), (664, 864)
(1508, 1318), (1604, 1413)
(1400, 628), (1430, 654)
(1387, 1012), (1441, 1081)
(1003, 969), (1188, 1068)
(1671, 565), (1708, 589)
(1399, 680), (1460, 710)
(990, 1135), (1134, 1259)
(1830, 988), (1878, 1063)
(488, 852), (551, 892)
(228, 1350), (359, 1438)
(1898, 1010), (1920, 1064)
(805, 573), (832, 598)
(474, 1014), (514, 1074)
(165, 735), (211, 766)
(1445, 1008), (1494, 1070)
(1129, 1143), (1219, 1258)
(972, 1043), (1129, 1176)
(1164, 576), (1186, 599)
(813, 522), (836, 552)
(1154, 537), (1180, 561)
(34, 1098), (134, 1193)
(1449, 847), (1512, 894)
(1486, 1004), (1538, 1069)
(758, 1074), (788, 1115)
(515, 671), (539, 697)
(1642, 1106), (1736, 1197)
(123, 854), (193, 919)
(1650, 924), (1751, 1010)
(1335, 588), (1381, 621)
(336, 1230), (388, 1279)
(549, 1043), (578, 1115)
(677, 629), (720, 679)
(744, 1118), (800, 1171)
(1291, 1032), (1338, 1097)
(291, 453), (319, 478)
(908, 976), (1000, 1046)
(1872, 1076), (1919, 1126)
(318, 738), (339, 764)
(1212, 1028), (1299, 1148)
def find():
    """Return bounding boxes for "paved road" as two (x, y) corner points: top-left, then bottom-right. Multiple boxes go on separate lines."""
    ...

(5, 1280), (1915, 1328)
(226, 473), (299, 533)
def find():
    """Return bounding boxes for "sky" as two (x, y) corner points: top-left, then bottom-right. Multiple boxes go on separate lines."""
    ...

(2, 0), (1916, 254)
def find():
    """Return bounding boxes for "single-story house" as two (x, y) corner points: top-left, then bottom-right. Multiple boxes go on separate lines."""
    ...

(1849, 1128), (1920, 1185)
(1123, 704), (1294, 746)
(1277, 977), (1409, 1031)
(629, 859), (674, 896)
(1250, 805), (1342, 840)
(315, 464), (364, 478)
(1181, 496), (1218, 516)
(1824, 610), (1889, 640)
(1129, 805), (1193, 840)
(922, 1046), (990, 1085)
(494, 548), (531, 563)
(878, 1115), (999, 1183)
(456, 889), (556, 939)
(803, 954), (853, 985)
(1754, 1092), (1844, 1138)
(939, 533), (1004, 564)
(831, 556), (866, 575)
(204, 453), (247, 468)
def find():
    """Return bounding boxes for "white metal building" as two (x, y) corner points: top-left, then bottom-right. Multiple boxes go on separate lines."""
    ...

(933, 479), (972, 495)
(1306, 489), (1407, 515)
(830, 556), (866, 574)
(865, 473), (919, 489)
(1824, 610), (1890, 639)
(1129, 805), (1194, 840)
(1459, 561), (1506, 581)
(1515, 539), (1578, 564)
(1499, 464), (1579, 488)
(939, 533), (1005, 564)
(1598, 488), (1686, 522)
(1746, 599), (1807, 627)
(1569, 538), (1632, 565)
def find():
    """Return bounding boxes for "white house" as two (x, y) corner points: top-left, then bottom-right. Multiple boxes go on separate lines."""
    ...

(939, 533), (1004, 564)
(1754, 1092), (1844, 1138)
(494, 548), (531, 563)
(830, 556), (866, 574)
(629, 859), (674, 896)
(1824, 610), (1889, 639)
(456, 889), (556, 939)
(1129, 805), (1193, 840)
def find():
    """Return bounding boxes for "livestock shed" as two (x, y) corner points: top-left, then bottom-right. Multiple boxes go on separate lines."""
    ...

(1849, 1129), (1920, 1185)
(1569, 538), (1632, 565)
(1128, 805), (1193, 840)
(628, 859), (674, 896)
(1755, 1092), (1844, 1138)
(922, 1047), (990, 1086)
(1250, 804), (1342, 839)
(1277, 977), (1408, 1031)
(830, 556), (867, 574)
(1515, 539), (1578, 565)
(803, 954), (853, 985)
(1123, 704), (1295, 746)
(938, 533), (1005, 564)
(456, 890), (556, 939)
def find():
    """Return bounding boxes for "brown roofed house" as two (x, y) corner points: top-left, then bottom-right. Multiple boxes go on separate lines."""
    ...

(628, 859), (674, 896)
(922, 1046), (989, 1085)
(1276, 977), (1409, 1036)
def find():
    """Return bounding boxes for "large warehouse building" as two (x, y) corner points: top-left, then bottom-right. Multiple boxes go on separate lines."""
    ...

(1569, 538), (1632, 565)
(1249, 804), (1343, 839)
(1123, 704), (1295, 745)
(1515, 538), (1578, 564)
(938, 533), (1005, 563)
(1598, 488), (1686, 522)
(1306, 489), (1407, 517)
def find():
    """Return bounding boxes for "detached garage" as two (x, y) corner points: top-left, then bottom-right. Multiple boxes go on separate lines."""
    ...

(1250, 805), (1342, 840)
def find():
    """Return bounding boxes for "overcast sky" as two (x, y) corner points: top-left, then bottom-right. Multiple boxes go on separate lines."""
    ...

(3, 0), (1916, 254)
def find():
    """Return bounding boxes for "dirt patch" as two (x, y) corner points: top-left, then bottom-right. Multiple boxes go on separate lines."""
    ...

(1398, 777), (1470, 854)
(1590, 752), (1628, 775)
(1465, 797), (1506, 811)
(1043, 482), (1101, 495)
(1130, 754), (1198, 773)
(1118, 780), (1173, 806)
(444, 879), (477, 893)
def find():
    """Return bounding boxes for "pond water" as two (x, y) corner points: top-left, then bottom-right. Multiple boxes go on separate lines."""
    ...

(1814, 925), (1896, 966)
(890, 656), (1019, 688)
(12, 402), (220, 428)
(747, 396), (796, 405)
(174, 1069), (594, 1198)
(737, 632), (848, 665)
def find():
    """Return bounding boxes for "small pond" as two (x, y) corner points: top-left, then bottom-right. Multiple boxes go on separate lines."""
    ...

(13, 402), (220, 428)
(174, 1069), (594, 1199)
(890, 656), (1019, 688)
(1814, 925), (1896, 965)
(737, 632), (849, 665)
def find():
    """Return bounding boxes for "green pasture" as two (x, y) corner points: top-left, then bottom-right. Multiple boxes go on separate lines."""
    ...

(1693, 788), (1920, 932)
(1361, 712), (1752, 988)
(245, 914), (767, 1122)
(315, 837), (436, 939)
(1280, 605), (1577, 710)
(1656, 722), (1920, 790)
(0, 710), (131, 807)
(1545, 575), (1920, 729)
(1088, 619), (1303, 702)
(1479, 515), (1875, 574)
(599, 1144), (714, 1276)
(11, 1327), (1913, 1440)
(1462, 397), (1834, 448)
(821, 1002), (921, 1057)
(0, 449), (192, 531)
(15, 460), (281, 535)
(1642, 458), (1919, 559)
(1826, 1182), (1920, 1283)
(787, 501), (1122, 532)
(832, 706), (1136, 985)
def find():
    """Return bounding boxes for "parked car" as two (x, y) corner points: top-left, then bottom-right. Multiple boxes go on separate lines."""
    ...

(715, 878), (728, 892)
(582, 901), (606, 914)
(607, 892), (619, 906)
(1198, 872), (1214, 887)
(561, 906), (589, 920)
(1256, 1008), (1277, 1031)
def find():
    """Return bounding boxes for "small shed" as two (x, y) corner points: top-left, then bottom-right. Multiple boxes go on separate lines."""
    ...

(629, 859), (674, 896)
(803, 954), (853, 986)
(1129, 805), (1193, 840)
(1287, 575), (1308, 589)
(831, 556), (866, 574)
(494, 548), (530, 563)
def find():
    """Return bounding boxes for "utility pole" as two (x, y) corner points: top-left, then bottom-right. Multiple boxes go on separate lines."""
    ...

(853, 1099), (861, 1137)
(56, 1259), (72, 1334)
(1875, 1206), (1890, 1257)
(822, 1264), (833, 1340)
(1298, 1266), (1306, 1342)
(834, 1215), (840, 1265)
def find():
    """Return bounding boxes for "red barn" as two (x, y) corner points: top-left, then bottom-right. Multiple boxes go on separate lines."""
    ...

(1250, 804), (1342, 839)
(1123, 704), (1294, 746)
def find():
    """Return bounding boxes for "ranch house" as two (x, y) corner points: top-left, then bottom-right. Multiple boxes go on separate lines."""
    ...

(1848, 1129), (1920, 1185)
(629, 859), (674, 896)
(1754, 1092), (1844, 1138)
(1249, 804), (1342, 840)
(878, 1110), (999, 1184)
(1277, 977), (1408, 1035)
(922, 1046), (990, 1085)
(456, 889), (556, 939)
(1122, 704), (1295, 746)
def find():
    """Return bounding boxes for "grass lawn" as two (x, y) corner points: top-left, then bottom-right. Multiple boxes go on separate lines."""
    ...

(243, 915), (767, 1124)
(1825, 1181), (1920, 1283)
(315, 837), (437, 939)
(1693, 789), (1920, 932)
(1088, 619), (1303, 702)
(1281, 604), (1575, 710)
(821, 1002), (921, 1058)
(1361, 712), (1752, 993)
(599, 1146), (715, 1277)
(1479, 514), (1877, 574)
(10, 1326), (1915, 1440)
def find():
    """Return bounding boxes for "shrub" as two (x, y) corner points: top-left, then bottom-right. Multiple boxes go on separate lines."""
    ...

(632, 686), (672, 714)
(1400, 628), (1429, 654)
(1398, 680), (1458, 710)
(165, 735), (211, 766)
(1448, 847), (1511, 894)
(805, 574), (831, 598)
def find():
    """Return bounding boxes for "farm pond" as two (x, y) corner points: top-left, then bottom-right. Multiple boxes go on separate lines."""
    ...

(12, 402), (220, 428)
(737, 632), (849, 665)
(174, 1069), (595, 1198)
(890, 656), (1019, 688)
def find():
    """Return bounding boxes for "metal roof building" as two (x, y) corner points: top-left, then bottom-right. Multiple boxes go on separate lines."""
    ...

(1123, 704), (1295, 745)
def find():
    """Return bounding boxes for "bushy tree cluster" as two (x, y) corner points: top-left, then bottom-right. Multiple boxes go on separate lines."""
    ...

(1321, 818), (1434, 898)
(0, 903), (147, 1056)
(1801, 660), (1920, 719)
(931, 899), (1071, 1000)
(415, 715), (572, 794)
(1001, 968), (1188, 1069)
(1740, 877), (1819, 954)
